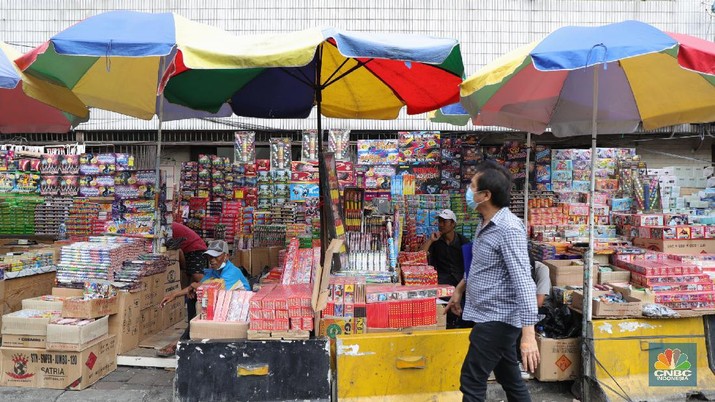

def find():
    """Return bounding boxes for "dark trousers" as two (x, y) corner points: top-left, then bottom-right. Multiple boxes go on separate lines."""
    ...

(460, 322), (531, 402)
(179, 296), (197, 340)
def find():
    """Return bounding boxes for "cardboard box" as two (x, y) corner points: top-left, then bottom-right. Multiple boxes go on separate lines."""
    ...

(46, 316), (109, 352)
(543, 260), (585, 287)
(62, 297), (118, 319)
(0, 335), (117, 390)
(319, 317), (367, 338)
(551, 286), (582, 306)
(140, 307), (161, 339)
(1, 334), (46, 348)
(633, 237), (715, 255)
(163, 255), (181, 284)
(151, 274), (164, 307)
(250, 246), (282, 277)
(21, 296), (64, 312)
(108, 290), (142, 355)
(535, 335), (581, 381)
(609, 284), (657, 304)
(250, 248), (271, 276)
(51, 287), (83, 298)
(571, 291), (642, 317)
(231, 249), (252, 273)
(189, 317), (248, 340)
(160, 297), (185, 331)
(164, 282), (182, 297)
(0, 273), (56, 329)
(2, 310), (55, 336)
(597, 266), (631, 285)
(139, 276), (154, 309)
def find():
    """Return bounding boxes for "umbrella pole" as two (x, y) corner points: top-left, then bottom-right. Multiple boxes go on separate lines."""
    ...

(153, 58), (166, 253)
(581, 64), (599, 401)
(316, 48), (328, 265)
(524, 132), (531, 226)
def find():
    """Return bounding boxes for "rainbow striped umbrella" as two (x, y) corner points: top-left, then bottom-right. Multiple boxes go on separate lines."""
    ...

(460, 20), (715, 137)
(460, 20), (715, 337)
(0, 41), (87, 134)
(161, 27), (464, 120)
(16, 10), (233, 121)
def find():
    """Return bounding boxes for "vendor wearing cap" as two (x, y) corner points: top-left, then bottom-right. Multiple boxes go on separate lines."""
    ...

(162, 240), (251, 302)
(158, 240), (251, 355)
(421, 209), (470, 328)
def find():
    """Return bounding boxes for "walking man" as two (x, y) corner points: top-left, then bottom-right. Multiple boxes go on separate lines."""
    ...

(448, 160), (540, 401)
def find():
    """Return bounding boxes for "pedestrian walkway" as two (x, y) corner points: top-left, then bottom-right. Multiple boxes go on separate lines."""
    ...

(0, 366), (174, 402)
(0, 365), (580, 402)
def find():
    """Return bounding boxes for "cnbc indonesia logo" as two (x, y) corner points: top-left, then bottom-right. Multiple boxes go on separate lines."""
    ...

(650, 344), (697, 386)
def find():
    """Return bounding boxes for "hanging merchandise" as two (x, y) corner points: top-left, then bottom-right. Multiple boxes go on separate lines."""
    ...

(270, 137), (292, 171)
(329, 129), (351, 161)
(357, 139), (398, 166)
(234, 131), (256, 164)
(398, 131), (441, 165)
(302, 130), (319, 162)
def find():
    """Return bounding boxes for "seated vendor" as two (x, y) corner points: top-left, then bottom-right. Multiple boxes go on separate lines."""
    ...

(158, 240), (250, 356)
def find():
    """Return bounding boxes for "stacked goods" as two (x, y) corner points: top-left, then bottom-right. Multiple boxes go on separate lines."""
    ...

(254, 225), (287, 248)
(55, 237), (143, 286)
(323, 276), (367, 320)
(532, 145), (552, 191)
(401, 265), (438, 286)
(179, 161), (198, 199)
(0, 250), (56, 279)
(280, 239), (317, 285)
(344, 231), (390, 274)
(1, 297), (115, 390)
(249, 283), (314, 331)
(614, 253), (715, 309)
(113, 254), (170, 290)
(398, 250), (437, 285)
(365, 284), (454, 303)
(366, 298), (437, 328)
(65, 199), (102, 239)
(440, 136), (463, 193)
(33, 197), (72, 237)
(0, 195), (44, 235)
(196, 283), (253, 322)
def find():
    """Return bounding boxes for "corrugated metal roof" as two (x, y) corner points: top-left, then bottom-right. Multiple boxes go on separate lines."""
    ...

(0, 0), (711, 132)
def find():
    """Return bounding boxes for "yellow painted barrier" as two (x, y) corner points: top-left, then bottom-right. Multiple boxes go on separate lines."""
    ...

(590, 316), (715, 401)
(336, 329), (471, 401)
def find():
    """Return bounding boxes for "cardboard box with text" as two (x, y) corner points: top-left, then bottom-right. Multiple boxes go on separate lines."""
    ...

(0, 335), (116, 390)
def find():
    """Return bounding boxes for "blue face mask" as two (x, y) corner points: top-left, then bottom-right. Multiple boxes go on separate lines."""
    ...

(466, 187), (478, 210)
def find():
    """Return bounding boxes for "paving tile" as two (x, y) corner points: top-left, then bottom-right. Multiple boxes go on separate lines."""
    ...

(126, 373), (158, 385)
(89, 381), (124, 391)
(56, 389), (146, 402)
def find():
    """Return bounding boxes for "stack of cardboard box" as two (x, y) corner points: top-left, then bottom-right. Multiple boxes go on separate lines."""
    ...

(159, 250), (185, 332)
(0, 294), (116, 390)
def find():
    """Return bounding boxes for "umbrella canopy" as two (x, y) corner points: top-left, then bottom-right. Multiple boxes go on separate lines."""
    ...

(161, 27), (464, 119)
(0, 41), (88, 134)
(15, 10), (234, 120)
(460, 20), (715, 137)
(426, 102), (471, 126)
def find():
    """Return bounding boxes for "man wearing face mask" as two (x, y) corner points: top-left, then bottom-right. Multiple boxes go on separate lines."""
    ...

(447, 160), (539, 402)
(158, 240), (251, 355)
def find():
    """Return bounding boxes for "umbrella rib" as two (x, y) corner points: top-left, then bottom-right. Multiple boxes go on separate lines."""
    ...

(321, 57), (351, 87)
(323, 59), (373, 89)
(279, 67), (315, 89)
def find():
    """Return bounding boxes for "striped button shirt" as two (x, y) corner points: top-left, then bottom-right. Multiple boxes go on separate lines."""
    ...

(462, 207), (539, 328)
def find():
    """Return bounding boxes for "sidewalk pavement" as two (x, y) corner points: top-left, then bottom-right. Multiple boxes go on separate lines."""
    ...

(0, 366), (578, 402)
